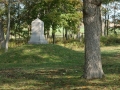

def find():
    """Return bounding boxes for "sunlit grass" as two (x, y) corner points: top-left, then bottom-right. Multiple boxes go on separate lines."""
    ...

(0, 44), (120, 89)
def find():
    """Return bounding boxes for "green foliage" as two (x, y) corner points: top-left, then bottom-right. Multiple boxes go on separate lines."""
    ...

(21, 0), (83, 32)
(100, 35), (120, 46)
(0, 5), (5, 17)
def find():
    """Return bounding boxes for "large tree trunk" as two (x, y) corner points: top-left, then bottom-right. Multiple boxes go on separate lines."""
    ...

(0, 19), (5, 48)
(83, 0), (104, 79)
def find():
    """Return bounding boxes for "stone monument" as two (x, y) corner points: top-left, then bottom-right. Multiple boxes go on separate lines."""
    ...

(28, 18), (48, 44)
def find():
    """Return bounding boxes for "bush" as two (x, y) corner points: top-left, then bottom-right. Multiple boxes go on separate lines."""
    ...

(100, 35), (120, 46)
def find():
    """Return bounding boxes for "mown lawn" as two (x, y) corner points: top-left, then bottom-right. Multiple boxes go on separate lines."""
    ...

(0, 44), (120, 90)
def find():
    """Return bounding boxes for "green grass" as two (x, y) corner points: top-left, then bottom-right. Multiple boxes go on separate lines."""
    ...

(0, 44), (120, 90)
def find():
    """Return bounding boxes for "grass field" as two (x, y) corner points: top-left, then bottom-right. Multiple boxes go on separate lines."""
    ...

(0, 44), (120, 90)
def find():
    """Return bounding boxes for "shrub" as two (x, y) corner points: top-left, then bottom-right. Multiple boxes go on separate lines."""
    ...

(100, 35), (120, 46)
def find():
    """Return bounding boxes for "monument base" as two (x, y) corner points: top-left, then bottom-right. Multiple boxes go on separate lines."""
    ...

(28, 40), (48, 44)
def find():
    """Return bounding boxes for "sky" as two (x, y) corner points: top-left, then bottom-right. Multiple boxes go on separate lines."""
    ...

(102, 1), (120, 22)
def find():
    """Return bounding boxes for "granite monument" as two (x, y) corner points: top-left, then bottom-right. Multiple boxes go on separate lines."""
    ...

(28, 18), (48, 44)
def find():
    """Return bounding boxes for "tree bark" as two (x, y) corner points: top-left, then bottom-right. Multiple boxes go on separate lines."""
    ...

(83, 0), (104, 79)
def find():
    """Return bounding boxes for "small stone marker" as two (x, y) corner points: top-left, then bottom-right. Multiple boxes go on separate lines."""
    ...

(28, 18), (48, 44)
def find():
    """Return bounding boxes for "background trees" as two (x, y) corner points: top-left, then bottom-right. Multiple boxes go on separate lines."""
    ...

(0, 0), (120, 47)
(102, 0), (120, 36)
(21, 0), (83, 44)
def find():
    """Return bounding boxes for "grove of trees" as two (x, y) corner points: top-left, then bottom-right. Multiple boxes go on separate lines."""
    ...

(0, 0), (83, 47)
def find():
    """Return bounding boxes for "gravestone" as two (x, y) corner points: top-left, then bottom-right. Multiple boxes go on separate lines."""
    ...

(28, 18), (48, 44)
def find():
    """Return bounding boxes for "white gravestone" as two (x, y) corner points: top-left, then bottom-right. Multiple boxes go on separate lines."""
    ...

(28, 18), (48, 44)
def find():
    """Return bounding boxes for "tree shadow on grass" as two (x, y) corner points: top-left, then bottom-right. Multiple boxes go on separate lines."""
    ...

(102, 51), (120, 74)
(0, 44), (85, 89)
(0, 68), (86, 89)
(0, 44), (120, 89)
(0, 67), (120, 90)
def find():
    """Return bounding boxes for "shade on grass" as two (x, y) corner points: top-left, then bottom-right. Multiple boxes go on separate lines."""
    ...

(0, 44), (120, 90)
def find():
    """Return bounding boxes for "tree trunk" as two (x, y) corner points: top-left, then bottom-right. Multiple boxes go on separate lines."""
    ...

(106, 5), (109, 36)
(52, 32), (55, 44)
(28, 25), (31, 41)
(63, 27), (65, 40)
(47, 30), (50, 38)
(0, 19), (5, 48)
(101, 19), (105, 36)
(52, 25), (56, 44)
(83, 0), (104, 79)
(101, 10), (104, 36)
(113, 4), (116, 35)
(5, 0), (10, 52)
(106, 15), (109, 36)
(65, 29), (68, 40)
(104, 11), (107, 36)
